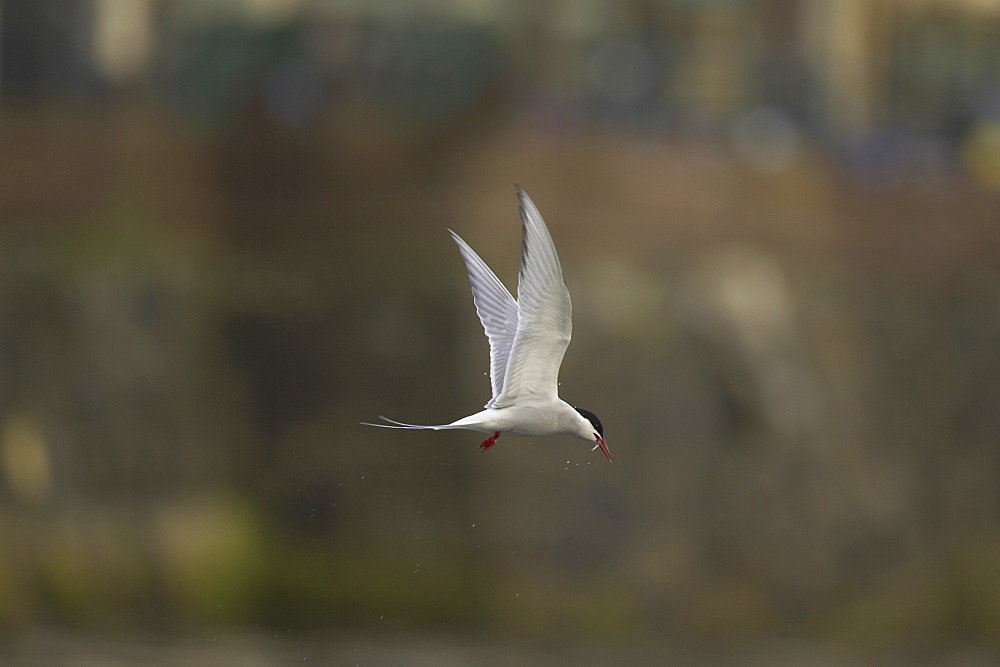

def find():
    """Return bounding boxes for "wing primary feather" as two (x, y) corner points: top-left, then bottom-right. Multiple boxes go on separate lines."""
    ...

(449, 229), (519, 407)
(490, 186), (573, 407)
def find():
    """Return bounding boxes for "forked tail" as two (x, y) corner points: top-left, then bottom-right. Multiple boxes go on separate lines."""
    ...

(360, 416), (465, 430)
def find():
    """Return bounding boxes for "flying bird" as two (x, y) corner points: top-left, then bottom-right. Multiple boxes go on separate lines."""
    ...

(363, 186), (610, 462)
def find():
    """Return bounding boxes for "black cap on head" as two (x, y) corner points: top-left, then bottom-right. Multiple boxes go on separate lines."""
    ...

(574, 407), (603, 438)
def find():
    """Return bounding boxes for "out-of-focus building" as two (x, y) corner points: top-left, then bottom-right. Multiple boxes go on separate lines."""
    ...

(5, 0), (1000, 140)
(0, 0), (100, 96)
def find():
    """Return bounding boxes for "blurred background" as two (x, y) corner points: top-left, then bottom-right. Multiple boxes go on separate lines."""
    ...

(2, 0), (1000, 663)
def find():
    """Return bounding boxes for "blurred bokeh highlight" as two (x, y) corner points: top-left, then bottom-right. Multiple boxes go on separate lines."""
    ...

(2, 0), (1000, 662)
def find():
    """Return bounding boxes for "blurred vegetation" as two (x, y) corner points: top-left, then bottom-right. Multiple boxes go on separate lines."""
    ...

(2, 0), (1000, 661)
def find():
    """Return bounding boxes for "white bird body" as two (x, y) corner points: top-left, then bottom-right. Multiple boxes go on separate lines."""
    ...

(364, 186), (610, 462)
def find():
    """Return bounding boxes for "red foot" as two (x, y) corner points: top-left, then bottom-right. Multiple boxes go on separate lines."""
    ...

(480, 431), (501, 452)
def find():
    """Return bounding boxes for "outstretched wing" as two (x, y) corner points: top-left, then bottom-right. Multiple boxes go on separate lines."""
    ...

(490, 186), (572, 408)
(449, 230), (519, 407)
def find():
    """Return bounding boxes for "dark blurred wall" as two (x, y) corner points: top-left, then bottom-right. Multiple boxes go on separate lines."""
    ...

(1, 0), (101, 97)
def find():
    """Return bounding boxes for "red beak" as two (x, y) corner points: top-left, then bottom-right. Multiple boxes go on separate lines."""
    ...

(596, 435), (611, 462)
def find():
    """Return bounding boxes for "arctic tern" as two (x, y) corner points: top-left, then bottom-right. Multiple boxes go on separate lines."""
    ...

(363, 186), (610, 462)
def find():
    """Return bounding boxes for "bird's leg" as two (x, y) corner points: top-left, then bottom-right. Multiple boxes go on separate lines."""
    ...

(480, 431), (501, 452)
